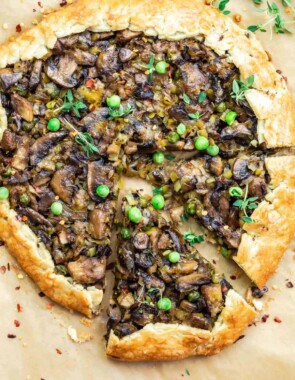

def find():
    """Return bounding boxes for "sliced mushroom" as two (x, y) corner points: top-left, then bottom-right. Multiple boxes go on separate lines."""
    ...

(232, 158), (250, 180)
(133, 232), (149, 250)
(207, 156), (224, 176)
(166, 229), (182, 253)
(157, 232), (172, 250)
(221, 124), (253, 141)
(20, 207), (53, 227)
(12, 135), (30, 171)
(107, 304), (122, 326)
(117, 292), (135, 309)
(45, 55), (78, 88)
(89, 202), (114, 240)
(1, 130), (17, 151)
(50, 165), (77, 204)
(29, 60), (43, 89)
(113, 323), (137, 338)
(190, 314), (212, 330)
(134, 252), (154, 269)
(96, 46), (120, 76)
(69, 49), (97, 66)
(248, 177), (267, 199)
(175, 273), (211, 292)
(131, 304), (157, 327)
(179, 62), (206, 95)
(79, 107), (108, 138)
(0, 69), (22, 90)
(87, 160), (114, 201)
(37, 189), (56, 213)
(119, 48), (136, 62)
(30, 131), (67, 166)
(67, 256), (106, 284)
(11, 94), (33, 122)
(116, 29), (142, 42)
(201, 284), (224, 317)
(167, 260), (199, 275)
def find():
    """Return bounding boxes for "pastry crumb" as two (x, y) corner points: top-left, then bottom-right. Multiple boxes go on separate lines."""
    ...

(2, 23), (8, 30)
(80, 317), (93, 327)
(67, 326), (93, 343)
(253, 299), (264, 311)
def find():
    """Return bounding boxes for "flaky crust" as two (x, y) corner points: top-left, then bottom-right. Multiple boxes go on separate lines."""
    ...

(0, 200), (103, 317)
(0, 0), (294, 147)
(235, 156), (295, 288)
(106, 289), (256, 361)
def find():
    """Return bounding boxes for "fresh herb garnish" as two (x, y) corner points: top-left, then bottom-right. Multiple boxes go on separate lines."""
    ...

(198, 92), (207, 103)
(61, 118), (99, 157)
(185, 368), (191, 376)
(147, 287), (161, 294)
(231, 75), (255, 103)
(164, 153), (176, 160)
(108, 103), (133, 120)
(183, 93), (191, 104)
(233, 184), (259, 223)
(54, 90), (87, 118)
(147, 54), (155, 82)
(217, 0), (231, 15)
(152, 187), (163, 195)
(56, 265), (69, 276)
(253, 0), (263, 4)
(184, 232), (204, 246)
(181, 211), (189, 222)
(188, 112), (203, 119)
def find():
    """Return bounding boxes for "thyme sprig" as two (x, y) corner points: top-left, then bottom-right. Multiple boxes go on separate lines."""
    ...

(231, 75), (255, 103)
(217, 0), (231, 15)
(54, 90), (87, 117)
(61, 117), (99, 157)
(233, 184), (259, 223)
(184, 232), (204, 246)
(108, 104), (133, 120)
(147, 54), (155, 82)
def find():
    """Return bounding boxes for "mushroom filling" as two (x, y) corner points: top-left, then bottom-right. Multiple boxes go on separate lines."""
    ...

(107, 192), (233, 338)
(0, 29), (268, 287)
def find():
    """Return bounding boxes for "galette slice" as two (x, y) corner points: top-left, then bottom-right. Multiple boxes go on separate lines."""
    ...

(106, 192), (256, 361)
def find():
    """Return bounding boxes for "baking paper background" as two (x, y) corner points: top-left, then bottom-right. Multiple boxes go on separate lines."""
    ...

(0, 1), (294, 379)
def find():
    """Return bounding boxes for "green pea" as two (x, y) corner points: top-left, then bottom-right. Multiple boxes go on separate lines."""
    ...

(176, 123), (186, 136)
(206, 144), (219, 157)
(168, 251), (180, 263)
(194, 136), (209, 151)
(216, 102), (227, 113)
(188, 291), (201, 302)
(47, 118), (60, 131)
(128, 207), (142, 223)
(50, 201), (63, 216)
(139, 197), (148, 208)
(152, 152), (165, 164)
(107, 95), (121, 109)
(151, 194), (165, 210)
(19, 193), (30, 205)
(186, 202), (196, 215)
(157, 297), (172, 311)
(168, 132), (180, 144)
(0, 187), (9, 200)
(155, 61), (168, 74)
(221, 246), (232, 259)
(225, 110), (237, 125)
(96, 184), (110, 198)
(121, 228), (131, 239)
(229, 186), (243, 197)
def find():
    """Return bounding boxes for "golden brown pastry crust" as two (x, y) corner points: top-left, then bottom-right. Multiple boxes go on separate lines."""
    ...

(0, 0), (294, 147)
(106, 289), (256, 361)
(0, 200), (103, 318)
(234, 156), (295, 288)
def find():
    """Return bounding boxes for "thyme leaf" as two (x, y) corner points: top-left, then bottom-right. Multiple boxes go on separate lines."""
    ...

(184, 232), (204, 246)
(54, 90), (87, 118)
(233, 184), (259, 223)
(147, 54), (155, 82)
(231, 75), (255, 103)
(108, 104), (133, 120)
(183, 93), (191, 104)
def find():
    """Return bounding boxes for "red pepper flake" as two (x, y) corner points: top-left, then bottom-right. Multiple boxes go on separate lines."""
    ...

(60, 0), (67, 6)
(56, 348), (62, 355)
(14, 320), (20, 327)
(37, 1), (43, 7)
(7, 334), (16, 339)
(85, 79), (95, 89)
(17, 303), (23, 312)
(230, 275), (237, 280)
(16, 24), (22, 33)
(274, 316), (282, 323)
(286, 281), (294, 288)
(0, 265), (6, 274)
(261, 314), (269, 323)
(15, 286), (21, 290)
(22, 216), (28, 222)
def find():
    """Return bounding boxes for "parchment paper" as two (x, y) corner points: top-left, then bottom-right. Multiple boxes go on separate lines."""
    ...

(0, 1), (294, 379)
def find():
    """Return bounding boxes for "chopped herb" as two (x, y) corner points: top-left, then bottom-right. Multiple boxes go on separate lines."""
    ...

(165, 153), (176, 160)
(217, 0), (231, 15)
(147, 54), (155, 82)
(253, 0), (263, 4)
(185, 368), (191, 376)
(231, 75), (255, 103)
(233, 184), (258, 223)
(56, 265), (69, 276)
(198, 91), (207, 103)
(108, 103), (133, 120)
(184, 232), (204, 246)
(54, 90), (87, 118)
(183, 93), (191, 104)
(188, 111), (202, 119)
(61, 118), (99, 157)
(152, 187), (163, 195)
(181, 211), (189, 222)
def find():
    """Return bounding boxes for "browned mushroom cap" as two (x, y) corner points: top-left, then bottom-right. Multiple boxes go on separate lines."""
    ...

(37, 189), (56, 213)
(207, 156), (224, 176)
(96, 46), (120, 76)
(0, 68), (22, 90)
(116, 30), (142, 43)
(201, 284), (224, 318)
(221, 124), (253, 141)
(79, 108), (108, 138)
(175, 272), (212, 292)
(119, 48), (136, 63)
(50, 165), (78, 204)
(133, 232), (149, 250)
(232, 158), (250, 180)
(0, 130), (17, 151)
(30, 131), (67, 166)
(248, 177), (267, 199)
(11, 94), (34, 122)
(67, 256), (106, 285)
(87, 161), (114, 201)
(69, 49), (97, 66)
(29, 60), (43, 89)
(113, 323), (137, 338)
(89, 202), (114, 240)
(131, 304), (158, 327)
(45, 55), (78, 88)
(11, 135), (30, 171)
(167, 260), (199, 275)
(179, 62), (206, 96)
(190, 314), (212, 330)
